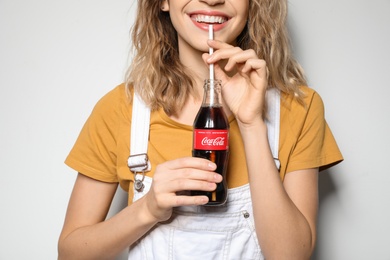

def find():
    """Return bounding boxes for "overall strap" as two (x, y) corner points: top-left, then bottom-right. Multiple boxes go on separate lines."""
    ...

(265, 88), (281, 169)
(127, 93), (151, 173)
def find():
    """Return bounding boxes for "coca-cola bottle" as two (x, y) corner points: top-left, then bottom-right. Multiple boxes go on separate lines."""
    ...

(192, 79), (229, 206)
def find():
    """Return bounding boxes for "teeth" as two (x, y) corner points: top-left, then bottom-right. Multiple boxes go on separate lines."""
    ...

(194, 15), (226, 24)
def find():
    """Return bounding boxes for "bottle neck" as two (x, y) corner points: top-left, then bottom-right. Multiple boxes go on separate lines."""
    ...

(202, 79), (222, 107)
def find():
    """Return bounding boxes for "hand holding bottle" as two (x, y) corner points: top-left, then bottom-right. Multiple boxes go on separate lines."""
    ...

(142, 157), (221, 222)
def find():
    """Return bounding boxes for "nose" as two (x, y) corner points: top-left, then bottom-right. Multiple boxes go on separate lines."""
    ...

(199, 0), (225, 6)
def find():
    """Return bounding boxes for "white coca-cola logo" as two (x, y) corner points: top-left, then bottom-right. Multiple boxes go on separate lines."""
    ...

(201, 137), (225, 146)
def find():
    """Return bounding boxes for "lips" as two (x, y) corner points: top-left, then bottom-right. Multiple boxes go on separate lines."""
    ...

(191, 14), (228, 24)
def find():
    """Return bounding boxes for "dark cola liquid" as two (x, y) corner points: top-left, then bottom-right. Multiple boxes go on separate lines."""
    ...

(192, 106), (229, 206)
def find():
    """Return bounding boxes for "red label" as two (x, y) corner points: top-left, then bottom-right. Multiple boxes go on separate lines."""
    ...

(193, 129), (229, 150)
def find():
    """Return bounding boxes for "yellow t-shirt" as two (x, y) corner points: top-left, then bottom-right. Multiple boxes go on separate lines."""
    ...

(65, 84), (343, 203)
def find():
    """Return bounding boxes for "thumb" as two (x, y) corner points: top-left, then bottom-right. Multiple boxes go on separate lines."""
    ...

(202, 53), (229, 83)
(213, 63), (230, 83)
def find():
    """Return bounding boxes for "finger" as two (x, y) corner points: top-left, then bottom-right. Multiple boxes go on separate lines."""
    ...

(170, 178), (218, 193)
(246, 62), (268, 91)
(213, 62), (231, 83)
(201, 53), (231, 83)
(166, 157), (216, 171)
(241, 59), (268, 79)
(207, 46), (243, 66)
(153, 179), (217, 201)
(172, 195), (210, 206)
(202, 52), (212, 66)
(178, 167), (223, 183)
(207, 39), (234, 50)
(224, 49), (259, 71)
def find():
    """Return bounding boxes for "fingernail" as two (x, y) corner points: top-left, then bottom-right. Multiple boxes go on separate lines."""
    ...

(214, 174), (222, 181)
(208, 162), (216, 169)
(199, 197), (208, 204)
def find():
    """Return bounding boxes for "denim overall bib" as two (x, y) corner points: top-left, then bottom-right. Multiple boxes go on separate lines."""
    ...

(127, 89), (280, 260)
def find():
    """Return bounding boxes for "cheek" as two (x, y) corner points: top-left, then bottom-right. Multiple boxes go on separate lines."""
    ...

(167, 6), (184, 33)
(224, 21), (247, 46)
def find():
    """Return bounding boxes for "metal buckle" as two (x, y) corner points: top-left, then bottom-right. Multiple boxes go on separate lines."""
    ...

(128, 153), (150, 192)
(127, 153), (149, 172)
(134, 171), (146, 192)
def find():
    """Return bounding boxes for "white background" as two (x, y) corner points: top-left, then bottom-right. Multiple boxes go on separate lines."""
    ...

(0, 1), (389, 259)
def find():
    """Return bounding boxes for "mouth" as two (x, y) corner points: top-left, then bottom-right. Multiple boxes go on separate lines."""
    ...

(190, 14), (229, 24)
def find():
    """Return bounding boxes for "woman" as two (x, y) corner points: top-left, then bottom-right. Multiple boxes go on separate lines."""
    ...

(58, 0), (343, 259)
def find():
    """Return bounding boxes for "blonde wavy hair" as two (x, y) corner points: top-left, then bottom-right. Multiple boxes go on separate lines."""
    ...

(126, 0), (307, 115)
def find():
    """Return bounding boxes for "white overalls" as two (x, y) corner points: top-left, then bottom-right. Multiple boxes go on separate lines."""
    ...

(127, 89), (280, 260)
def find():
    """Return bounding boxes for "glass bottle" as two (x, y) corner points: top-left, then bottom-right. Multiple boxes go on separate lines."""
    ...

(192, 79), (229, 206)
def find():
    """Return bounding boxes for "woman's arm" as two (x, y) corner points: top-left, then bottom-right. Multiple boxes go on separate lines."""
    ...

(58, 173), (159, 260)
(205, 40), (318, 259)
(239, 121), (318, 260)
(58, 157), (221, 260)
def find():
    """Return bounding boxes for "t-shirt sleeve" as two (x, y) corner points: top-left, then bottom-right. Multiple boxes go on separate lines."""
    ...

(65, 87), (122, 183)
(286, 91), (343, 173)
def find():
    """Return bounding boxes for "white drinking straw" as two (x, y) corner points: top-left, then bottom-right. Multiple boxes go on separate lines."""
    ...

(209, 24), (214, 81)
